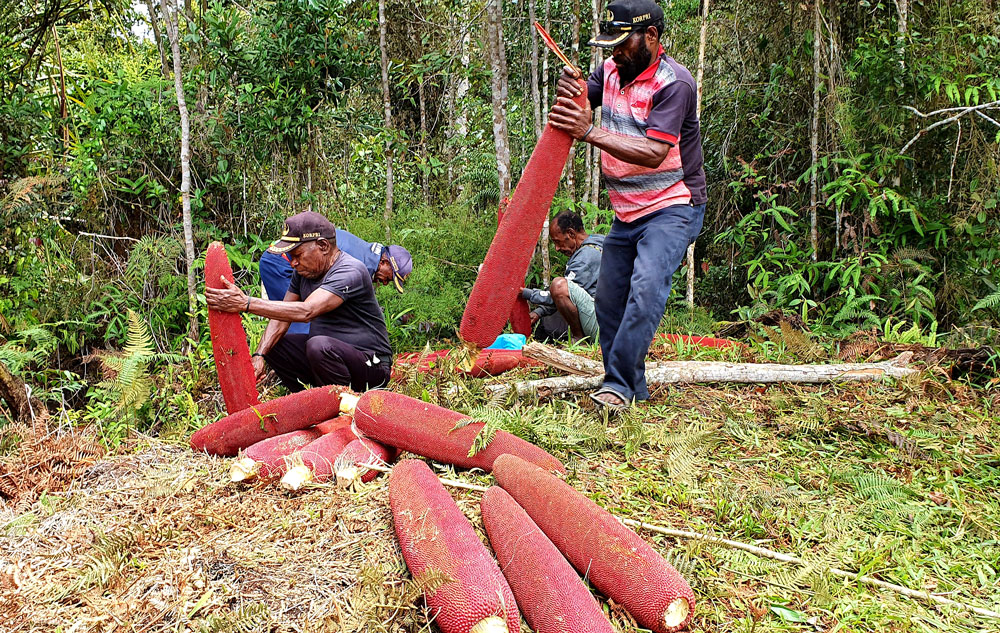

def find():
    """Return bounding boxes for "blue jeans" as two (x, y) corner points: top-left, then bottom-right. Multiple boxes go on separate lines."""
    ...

(259, 251), (310, 335)
(595, 203), (706, 401)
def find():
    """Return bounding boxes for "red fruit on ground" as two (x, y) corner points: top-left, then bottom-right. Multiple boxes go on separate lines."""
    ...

(390, 460), (519, 633)
(492, 454), (696, 632)
(190, 385), (344, 456)
(351, 391), (564, 473)
(481, 486), (615, 633)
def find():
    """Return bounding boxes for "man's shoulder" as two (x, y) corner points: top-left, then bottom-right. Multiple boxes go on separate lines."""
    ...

(655, 57), (696, 93)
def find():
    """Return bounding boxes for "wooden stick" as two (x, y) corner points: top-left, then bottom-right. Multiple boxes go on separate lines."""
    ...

(359, 463), (999, 619)
(625, 519), (1000, 620)
(489, 353), (918, 398)
(521, 341), (604, 375)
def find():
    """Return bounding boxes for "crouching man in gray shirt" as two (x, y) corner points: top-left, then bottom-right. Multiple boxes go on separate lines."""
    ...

(521, 210), (605, 342)
(206, 211), (392, 393)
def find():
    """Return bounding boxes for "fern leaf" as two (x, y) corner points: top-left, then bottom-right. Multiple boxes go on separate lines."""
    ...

(973, 290), (1000, 312)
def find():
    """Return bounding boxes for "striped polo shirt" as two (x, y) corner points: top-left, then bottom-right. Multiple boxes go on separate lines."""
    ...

(586, 48), (707, 223)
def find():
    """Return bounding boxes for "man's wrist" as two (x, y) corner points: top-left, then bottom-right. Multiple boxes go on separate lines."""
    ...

(244, 296), (252, 312)
(581, 124), (595, 141)
(251, 352), (264, 358)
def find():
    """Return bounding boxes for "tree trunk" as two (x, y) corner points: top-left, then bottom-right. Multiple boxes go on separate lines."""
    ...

(379, 0), (393, 241)
(161, 0), (198, 345)
(144, 0), (170, 78)
(687, 0), (711, 306)
(50, 25), (67, 148)
(895, 0), (908, 69)
(541, 0), (551, 111)
(486, 0), (512, 200)
(809, 0), (822, 261)
(528, 0), (542, 139)
(523, 341), (603, 375)
(563, 0), (582, 202)
(490, 353), (918, 398)
(419, 78), (429, 205)
(454, 19), (471, 197)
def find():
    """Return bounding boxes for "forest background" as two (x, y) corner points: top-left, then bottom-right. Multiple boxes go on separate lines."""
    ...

(1, 0), (999, 436)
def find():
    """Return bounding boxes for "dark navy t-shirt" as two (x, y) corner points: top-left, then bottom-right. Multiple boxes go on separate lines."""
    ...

(288, 251), (392, 360)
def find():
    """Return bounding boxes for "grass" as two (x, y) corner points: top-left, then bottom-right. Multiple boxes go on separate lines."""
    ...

(1, 334), (998, 632)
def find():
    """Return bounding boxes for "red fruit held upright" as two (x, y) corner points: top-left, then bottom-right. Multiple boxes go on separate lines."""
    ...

(205, 241), (260, 415)
(460, 81), (589, 348)
(481, 486), (615, 633)
(492, 454), (695, 633)
(390, 460), (519, 633)
(344, 391), (564, 473)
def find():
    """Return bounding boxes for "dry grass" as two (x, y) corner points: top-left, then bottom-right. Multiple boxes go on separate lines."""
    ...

(0, 437), (472, 632)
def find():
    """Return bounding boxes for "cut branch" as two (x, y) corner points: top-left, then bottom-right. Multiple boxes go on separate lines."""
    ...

(900, 101), (1000, 155)
(522, 341), (603, 375)
(490, 353), (918, 398)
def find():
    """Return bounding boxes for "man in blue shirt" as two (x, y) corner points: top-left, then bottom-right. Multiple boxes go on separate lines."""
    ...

(258, 227), (412, 334)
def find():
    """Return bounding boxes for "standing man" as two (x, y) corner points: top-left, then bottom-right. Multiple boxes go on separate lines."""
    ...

(206, 211), (392, 393)
(549, 0), (707, 410)
(258, 227), (412, 335)
(521, 210), (605, 342)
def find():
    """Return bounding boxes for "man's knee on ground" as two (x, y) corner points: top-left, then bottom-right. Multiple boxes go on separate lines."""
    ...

(550, 276), (569, 299)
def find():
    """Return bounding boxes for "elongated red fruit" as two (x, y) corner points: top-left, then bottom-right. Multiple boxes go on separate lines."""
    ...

(205, 241), (260, 414)
(314, 415), (353, 435)
(345, 391), (564, 473)
(460, 83), (589, 348)
(230, 428), (321, 482)
(492, 454), (695, 632)
(190, 385), (344, 456)
(657, 333), (746, 349)
(481, 486), (614, 633)
(391, 349), (542, 381)
(334, 437), (397, 484)
(509, 297), (533, 336)
(497, 199), (533, 338)
(390, 460), (519, 633)
(280, 425), (357, 490)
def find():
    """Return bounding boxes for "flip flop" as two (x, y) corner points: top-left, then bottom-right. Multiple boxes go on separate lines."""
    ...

(589, 387), (630, 412)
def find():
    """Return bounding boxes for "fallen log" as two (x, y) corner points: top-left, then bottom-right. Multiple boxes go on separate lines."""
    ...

(522, 341), (604, 376)
(490, 353), (918, 398)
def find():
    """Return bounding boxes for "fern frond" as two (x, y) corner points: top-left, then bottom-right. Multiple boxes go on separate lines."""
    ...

(124, 309), (155, 358)
(973, 290), (1000, 312)
(198, 603), (271, 633)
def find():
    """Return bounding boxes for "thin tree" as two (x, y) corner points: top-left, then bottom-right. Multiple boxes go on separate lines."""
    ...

(809, 0), (822, 261)
(160, 0), (197, 343)
(379, 0), (393, 241)
(687, 0), (710, 306)
(486, 0), (512, 201)
(588, 0), (601, 208)
(144, 0), (169, 78)
(563, 0), (581, 202)
(529, 0), (542, 139)
(541, 0), (551, 109)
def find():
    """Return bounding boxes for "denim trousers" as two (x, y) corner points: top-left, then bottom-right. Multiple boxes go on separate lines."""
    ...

(595, 203), (706, 401)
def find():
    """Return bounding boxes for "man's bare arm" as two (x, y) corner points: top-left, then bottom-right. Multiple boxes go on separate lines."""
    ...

(548, 95), (670, 169)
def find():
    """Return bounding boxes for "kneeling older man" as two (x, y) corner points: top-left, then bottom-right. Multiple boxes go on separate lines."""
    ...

(206, 211), (392, 393)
